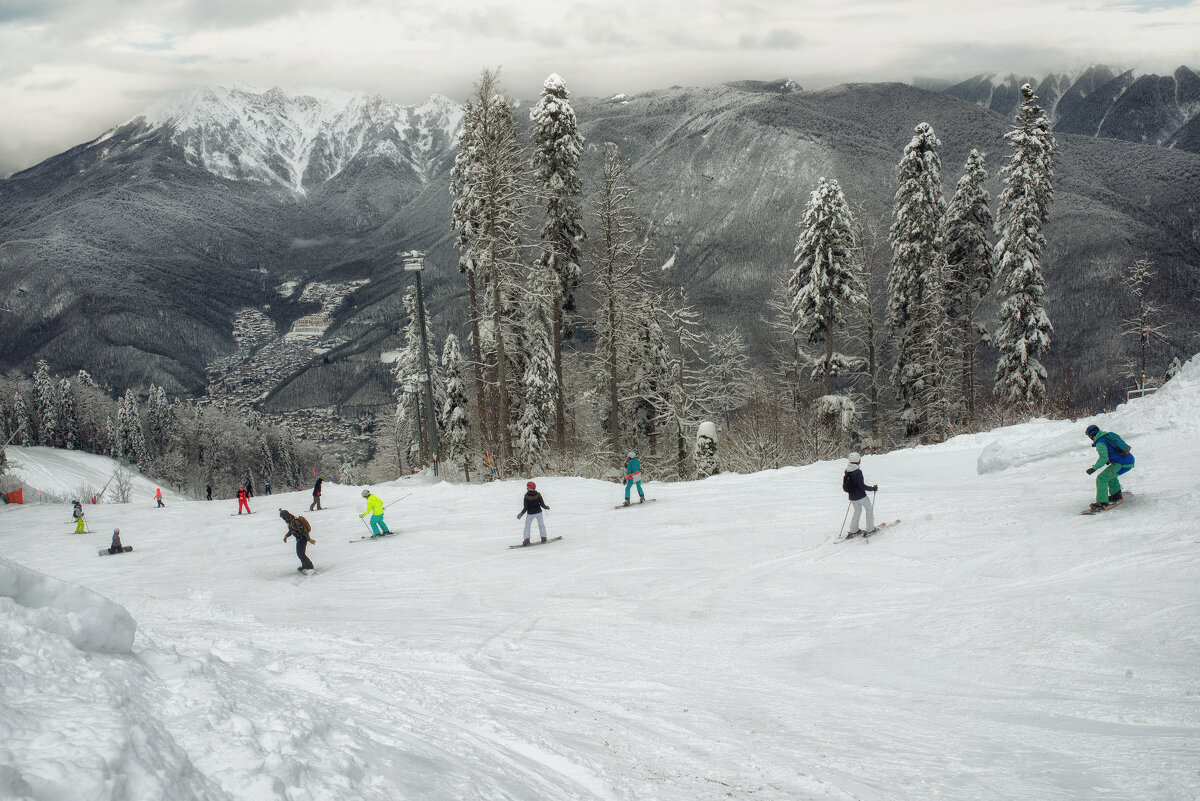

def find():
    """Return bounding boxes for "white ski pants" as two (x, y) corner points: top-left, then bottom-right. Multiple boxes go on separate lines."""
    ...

(523, 512), (546, 540)
(849, 496), (874, 532)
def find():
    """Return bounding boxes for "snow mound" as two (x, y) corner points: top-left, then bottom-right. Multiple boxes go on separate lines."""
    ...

(0, 558), (136, 653)
(5, 445), (181, 503)
(978, 354), (1200, 474)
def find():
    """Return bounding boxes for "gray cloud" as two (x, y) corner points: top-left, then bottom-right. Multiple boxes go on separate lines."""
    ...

(738, 28), (804, 50)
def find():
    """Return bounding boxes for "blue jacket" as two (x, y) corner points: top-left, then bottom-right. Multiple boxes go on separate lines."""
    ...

(624, 458), (642, 479)
(843, 467), (876, 501)
(1092, 432), (1134, 468)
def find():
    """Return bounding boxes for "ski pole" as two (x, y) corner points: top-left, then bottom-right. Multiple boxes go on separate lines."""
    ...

(838, 502), (850, 539)
(383, 493), (412, 509)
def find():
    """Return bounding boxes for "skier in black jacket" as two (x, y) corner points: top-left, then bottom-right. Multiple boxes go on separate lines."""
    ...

(516, 482), (550, 546)
(310, 476), (323, 511)
(843, 452), (879, 536)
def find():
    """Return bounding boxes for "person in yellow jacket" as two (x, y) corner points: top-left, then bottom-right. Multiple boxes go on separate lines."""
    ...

(360, 489), (391, 537)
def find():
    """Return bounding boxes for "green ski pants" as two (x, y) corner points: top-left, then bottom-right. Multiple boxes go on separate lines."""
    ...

(1095, 461), (1132, 504)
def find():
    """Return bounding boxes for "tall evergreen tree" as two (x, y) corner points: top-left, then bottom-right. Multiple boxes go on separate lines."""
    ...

(943, 149), (996, 418)
(516, 300), (557, 472)
(530, 73), (586, 452)
(887, 122), (949, 439)
(787, 177), (865, 397)
(32, 360), (57, 446)
(450, 69), (530, 467)
(994, 84), (1057, 412)
(12, 392), (32, 446)
(440, 333), (472, 481)
(57, 378), (78, 451)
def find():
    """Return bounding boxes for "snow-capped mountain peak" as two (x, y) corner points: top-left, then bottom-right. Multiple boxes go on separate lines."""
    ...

(127, 85), (463, 192)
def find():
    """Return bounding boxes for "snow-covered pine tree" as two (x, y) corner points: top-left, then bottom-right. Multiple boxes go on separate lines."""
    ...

(393, 285), (437, 464)
(56, 378), (78, 451)
(32, 360), (57, 446)
(450, 69), (531, 466)
(440, 333), (472, 481)
(258, 431), (275, 483)
(516, 299), (557, 472)
(12, 392), (32, 446)
(943, 149), (995, 419)
(115, 389), (148, 465)
(993, 84), (1057, 413)
(887, 122), (950, 440)
(787, 177), (865, 398)
(144, 385), (174, 459)
(530, 72), (586, 452)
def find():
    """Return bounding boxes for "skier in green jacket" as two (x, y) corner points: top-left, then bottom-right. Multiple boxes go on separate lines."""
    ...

(360, 489), (391, 536)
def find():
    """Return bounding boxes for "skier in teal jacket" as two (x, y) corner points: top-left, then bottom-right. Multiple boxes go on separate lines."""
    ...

(622, 452), (645, 506)
(1085, 424), (1134, 511)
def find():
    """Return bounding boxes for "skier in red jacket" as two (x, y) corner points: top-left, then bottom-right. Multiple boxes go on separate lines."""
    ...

(236, 485), (251, 515)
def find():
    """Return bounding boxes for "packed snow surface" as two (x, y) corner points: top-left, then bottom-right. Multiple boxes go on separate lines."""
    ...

(3, 359), (1200, 800)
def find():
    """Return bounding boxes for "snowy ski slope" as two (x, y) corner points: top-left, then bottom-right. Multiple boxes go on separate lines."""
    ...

(2, 359), (1199, 800)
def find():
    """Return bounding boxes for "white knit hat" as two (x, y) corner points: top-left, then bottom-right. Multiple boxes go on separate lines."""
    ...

(848, 452), (862, 463)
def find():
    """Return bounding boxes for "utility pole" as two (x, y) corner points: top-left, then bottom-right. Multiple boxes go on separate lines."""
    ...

(402, 250), (440, 475)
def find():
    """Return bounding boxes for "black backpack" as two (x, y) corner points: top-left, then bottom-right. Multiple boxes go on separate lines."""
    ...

(842, 472), (854, 493)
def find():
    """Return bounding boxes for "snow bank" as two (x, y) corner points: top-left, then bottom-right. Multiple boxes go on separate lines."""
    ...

(4, 446), (181, 504)
(0, 558), (136, 653)
(978, 354), (1200, 474)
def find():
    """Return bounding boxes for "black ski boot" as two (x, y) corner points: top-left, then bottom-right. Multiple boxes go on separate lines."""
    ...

(1089, 502), (1107, 513)
(638, 496), (645, 504)
(522, 538), (531, 547)
(622, 499), (630, 507)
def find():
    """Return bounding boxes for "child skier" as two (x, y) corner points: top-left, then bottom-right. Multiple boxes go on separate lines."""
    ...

(280, 509), (315, 572)
(236, 485), (251, 515)
(843, 452), (879, 537)
(517, 481), (550, 546)
(154, 487), (164, 508)
(72, 500), (85, 533)
(1085, 424), (1134, 511)
(108, 528), (124, 555)
(622, 451), (645, 506)
(360, 489), (390, 536)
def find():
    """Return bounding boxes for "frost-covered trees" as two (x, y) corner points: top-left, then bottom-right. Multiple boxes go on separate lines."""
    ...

(450, 68), (530, 466)
(517, 300), (557, 471)
(393, 286), (442, 467)
(12, 392), (32, 446)
(1123, 257), (1165, 387)
(942, 149), (995, 418)
(530, 73), (585, 450)
(788, 176), (865, 400)
(993, 84), (1057, 412)
(887, 123), (950, 440)
(112, 389), (147, 465)
(57, 379), (77, 451)
(440, 333), (472, 480)
(33, 360), (56, 446)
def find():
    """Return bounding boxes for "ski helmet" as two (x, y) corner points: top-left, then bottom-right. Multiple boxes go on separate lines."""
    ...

(527, 481), (536, 490)
(627, 451), (636, 459)
(1085, 424), (1099, 439)
(848, 452), (862, 463)
(361, 489), (371, 498)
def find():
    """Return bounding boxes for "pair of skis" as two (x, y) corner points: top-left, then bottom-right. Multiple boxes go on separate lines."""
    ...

(840, 519), (900, 542)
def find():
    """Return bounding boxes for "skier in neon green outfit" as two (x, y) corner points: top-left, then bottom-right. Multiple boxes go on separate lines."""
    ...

(360, 489), (391, 536)
(1085, 424), (1134, 512)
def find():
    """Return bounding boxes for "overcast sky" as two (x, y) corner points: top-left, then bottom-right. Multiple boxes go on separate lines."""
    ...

(1, 0), (1198, 175)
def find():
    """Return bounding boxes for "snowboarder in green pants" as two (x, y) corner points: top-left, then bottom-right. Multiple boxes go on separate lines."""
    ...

(1085, 424), (1134, 512)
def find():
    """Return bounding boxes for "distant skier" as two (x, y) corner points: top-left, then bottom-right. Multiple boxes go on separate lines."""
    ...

(360, 489), (390, 537)
(622, 451), (645, 506)
(246, 481), (254, 498)
(206, 485), (212, 501)
(72, 500), (85, 533)
(843, 452), (879, 537)
(280, 509), (315, 572)
(107, 528), (124, 555)
(236, 485), (252, 515)
(517, 481), (550, 546)
(310, 476), (323, 511)
(264, 480), (272, 496)
(154, 487), (165, 508)
(1085, 424), (1134, 512)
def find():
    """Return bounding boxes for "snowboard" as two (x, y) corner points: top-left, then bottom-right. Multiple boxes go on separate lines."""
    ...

(230, 511), (256, 516)
(614, 499), (656, 509)
(98, 546), (133, 556)
(1080, 497), (1126, 515)
(841, 519), (900, 541)
(350, 531), (398, 543)
(510, 536), (563, 549)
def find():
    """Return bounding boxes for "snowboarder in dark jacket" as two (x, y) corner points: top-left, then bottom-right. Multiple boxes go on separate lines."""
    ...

(843, 452), (878, 536)
(517, 482), (550, 546)
(108, 528), (124, 555)
(310, 476), (323, 511)
(206, 485), (212, 501)
(280, 509), (315, 572)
